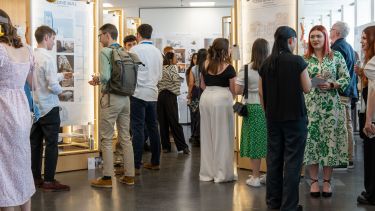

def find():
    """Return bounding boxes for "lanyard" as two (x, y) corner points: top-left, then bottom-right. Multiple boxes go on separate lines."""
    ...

(110, 43), (121, 48)
(140, 41), (153, 45)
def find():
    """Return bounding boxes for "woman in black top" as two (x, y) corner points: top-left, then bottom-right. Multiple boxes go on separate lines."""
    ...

(199, 38), (237, 183)
(187, 49), (207, 146)
(258, 26), (311, 211)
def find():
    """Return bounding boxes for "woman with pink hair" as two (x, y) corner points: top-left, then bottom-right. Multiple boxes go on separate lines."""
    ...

(303, 25), (350, 198)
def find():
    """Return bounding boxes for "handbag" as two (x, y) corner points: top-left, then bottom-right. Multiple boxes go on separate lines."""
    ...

(233, 64), (249, 116)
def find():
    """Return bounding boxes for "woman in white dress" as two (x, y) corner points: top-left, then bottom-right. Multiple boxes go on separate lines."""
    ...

(0, 9), (35, 211)
(199, 38), (237, 183)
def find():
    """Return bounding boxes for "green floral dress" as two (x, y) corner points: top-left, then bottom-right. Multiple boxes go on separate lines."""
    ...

(303, 51), (350, 166)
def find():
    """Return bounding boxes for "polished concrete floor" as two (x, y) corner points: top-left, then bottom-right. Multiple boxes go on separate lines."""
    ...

(31, 127), (375, 211)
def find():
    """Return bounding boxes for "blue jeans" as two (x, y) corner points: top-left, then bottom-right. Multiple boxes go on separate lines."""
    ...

(130, 96), (161, 169)
(266, 116), (308, 211)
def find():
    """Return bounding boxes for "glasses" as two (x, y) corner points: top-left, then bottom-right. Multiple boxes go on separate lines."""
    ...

(330, 28), (336, 32)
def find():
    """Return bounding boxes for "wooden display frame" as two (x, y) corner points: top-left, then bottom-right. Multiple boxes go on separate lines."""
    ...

(103, 7), (124, 44)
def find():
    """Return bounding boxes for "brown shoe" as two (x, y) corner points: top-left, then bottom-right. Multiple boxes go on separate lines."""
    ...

(34, 178), (44, 188)
(119, 176), (135, 185)
(114, 167), (124, 175)
(143, 163), (160, 170)
(42, 180), (70, 192)
(91, 177), (112, 188)
(135, 168), (141, 175)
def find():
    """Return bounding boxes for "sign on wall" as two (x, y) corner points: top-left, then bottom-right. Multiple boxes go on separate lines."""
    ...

(31, 0), (94, 126)
(241, 0), (297, 64)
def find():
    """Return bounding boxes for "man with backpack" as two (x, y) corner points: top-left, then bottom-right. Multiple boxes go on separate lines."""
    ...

(89, 23), (139, 187)
(129, 24), (163, 174)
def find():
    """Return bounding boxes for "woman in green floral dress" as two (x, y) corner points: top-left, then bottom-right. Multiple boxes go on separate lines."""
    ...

(304, 25), (350, 198)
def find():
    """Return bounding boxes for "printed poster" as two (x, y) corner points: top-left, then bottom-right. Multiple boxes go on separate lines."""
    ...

(31, 0), (94, 126)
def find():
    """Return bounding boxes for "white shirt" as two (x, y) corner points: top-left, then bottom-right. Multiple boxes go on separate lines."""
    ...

(130, 40), (163, 101)
(33, 48), (64, 117)
(235, 63), (261, 104)
(364, 56), (375, 121)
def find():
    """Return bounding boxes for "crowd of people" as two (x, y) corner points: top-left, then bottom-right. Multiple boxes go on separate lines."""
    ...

(1, 7), (375, 211)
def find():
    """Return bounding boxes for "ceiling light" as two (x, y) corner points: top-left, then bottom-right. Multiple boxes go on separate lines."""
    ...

(189, 2), (216, 7)
(103, 3), (113, 7)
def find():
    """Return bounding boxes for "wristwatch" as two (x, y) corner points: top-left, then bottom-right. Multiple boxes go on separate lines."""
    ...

(330, 82), (335, 89)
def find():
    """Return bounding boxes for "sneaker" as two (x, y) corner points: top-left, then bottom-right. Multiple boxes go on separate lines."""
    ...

(91, 177), (112, 188)
(348, 161), (355, 169)
(183, 148), (191, 155)
(114, 167), (124, 175)
(42, 180), (70, 192)
(260, 174), (266, 184)
(119, 176), (135, 185)
(143, 163), (160, 170)
(246, 177), (261, 187)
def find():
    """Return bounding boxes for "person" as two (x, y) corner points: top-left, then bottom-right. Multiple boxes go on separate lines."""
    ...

(259, 26), (311, 211)
(235, 38), (269, 187)
(186, 53), (197, 80)
(89, 23), (135, 187)
(157, 52), (190, 154)
(330, 21), (357, 169)
(0, 9), (35, 210)
(113, 34), (140, 172)
(303, 25), (350, 198)
(129, 24), (163, 173)
(355, 25), (375, 206)
(188, 49), (207, 147)
(199, 38), (237, 183)
(30, 25), (71, 192)
(123, 34), (137, 51)
(163, 46), (174, 55)
(186, 53), (198, 125)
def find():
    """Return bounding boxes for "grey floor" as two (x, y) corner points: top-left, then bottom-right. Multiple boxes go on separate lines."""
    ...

(31, 127), (375, 211)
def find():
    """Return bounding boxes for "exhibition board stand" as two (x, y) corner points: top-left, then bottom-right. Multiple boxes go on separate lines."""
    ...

(234, 0), (304, 173)
(1, 0), (103, 172)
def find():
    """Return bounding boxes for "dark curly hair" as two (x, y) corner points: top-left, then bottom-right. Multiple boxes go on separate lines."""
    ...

(0, 9), (23, 48)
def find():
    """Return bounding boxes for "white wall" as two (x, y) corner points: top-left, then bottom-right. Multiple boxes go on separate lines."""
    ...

(140, 7), (231, 37)
(124, 7), (139, 17)
(139, 7), (231, 123)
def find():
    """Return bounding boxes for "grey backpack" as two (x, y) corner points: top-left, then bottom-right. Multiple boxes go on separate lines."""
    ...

(107, 46), (142, 96)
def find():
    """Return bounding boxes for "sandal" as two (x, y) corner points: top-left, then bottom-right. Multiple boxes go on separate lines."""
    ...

(310, 178), (320, 198)
(322, 179), (332, 197)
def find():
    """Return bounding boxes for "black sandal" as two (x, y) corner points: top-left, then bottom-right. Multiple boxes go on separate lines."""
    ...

(310, 178), (321, 198)
(322, 179), (332, 198)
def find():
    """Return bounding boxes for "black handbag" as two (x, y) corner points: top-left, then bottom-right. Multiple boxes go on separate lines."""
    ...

(233, 64), (249, 116)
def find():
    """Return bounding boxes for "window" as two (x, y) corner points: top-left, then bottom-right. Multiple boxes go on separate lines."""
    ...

(357, 0), (371, 26)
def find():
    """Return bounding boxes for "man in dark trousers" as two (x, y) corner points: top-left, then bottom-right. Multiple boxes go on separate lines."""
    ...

(330, 21), (357, 169)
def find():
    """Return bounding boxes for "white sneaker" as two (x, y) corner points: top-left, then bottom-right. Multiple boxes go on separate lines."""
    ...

(260, 174), (266, 184)
(246, 177), (261, 187)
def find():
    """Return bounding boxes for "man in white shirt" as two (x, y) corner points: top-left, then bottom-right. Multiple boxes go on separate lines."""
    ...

(129, 24), (163, 173)
(30, 26), (71, 192)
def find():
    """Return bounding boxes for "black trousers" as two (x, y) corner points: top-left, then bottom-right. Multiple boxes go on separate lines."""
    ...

(266, 117), (308, 211)
(30, 107), (60, 182)
(190, 86), (201, 141)
(363, 138), (375, 202)
(157, 90), (188, 151)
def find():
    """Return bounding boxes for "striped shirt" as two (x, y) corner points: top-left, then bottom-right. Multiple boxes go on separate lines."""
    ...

(158, 65), (183, 95)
